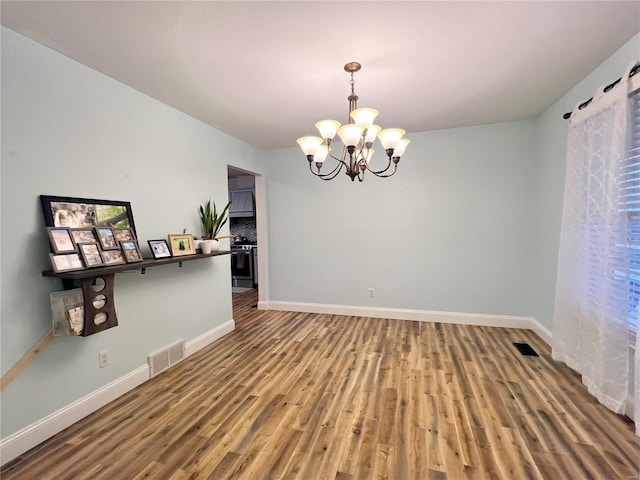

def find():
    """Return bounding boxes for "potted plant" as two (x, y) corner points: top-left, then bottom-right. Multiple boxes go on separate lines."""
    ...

(199, 199), (231, 253)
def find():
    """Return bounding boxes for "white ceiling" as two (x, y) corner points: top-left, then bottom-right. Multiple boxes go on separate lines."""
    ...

(2, 1), (639, 149)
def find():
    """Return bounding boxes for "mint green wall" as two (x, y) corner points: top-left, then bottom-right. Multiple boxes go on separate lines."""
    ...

(0, 27), (264, 437)
(264, 33), (640, 331)
(265, 120), (537, 316)
(529, 33), (640, 330)
(2, 22), (638, 444)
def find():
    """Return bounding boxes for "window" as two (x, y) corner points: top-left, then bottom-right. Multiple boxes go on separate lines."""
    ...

(624, 87), (640, 344)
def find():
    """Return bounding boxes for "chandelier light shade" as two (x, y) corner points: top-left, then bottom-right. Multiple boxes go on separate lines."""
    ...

(350, 108), (378, 127)
(296, 136), (323, 156)
(337, 124), (365, 147)
(297, 62), (409, 182)
(377, 128), (406, 150)
(315, 120), (341, 140)
(393, 138), (410, 158)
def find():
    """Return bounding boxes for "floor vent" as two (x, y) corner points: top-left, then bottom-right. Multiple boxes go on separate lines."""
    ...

(513, 342), (539, 356)
(148, 339), (185, 377)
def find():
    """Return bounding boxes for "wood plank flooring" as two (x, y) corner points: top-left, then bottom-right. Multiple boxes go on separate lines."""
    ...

(2, 289), (639, 479)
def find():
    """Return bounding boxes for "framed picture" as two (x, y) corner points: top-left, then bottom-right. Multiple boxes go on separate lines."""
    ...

(120, 241), (143, 263)
(168, 234), (196, 256)
(95, 227), (119, 250)
(69, 228), (97, 244)
(148, 239), (172, 259)
(101, 249), (126, 265)
(77, 243), (104, 268)
(113, 227), (135, 243)
(47, 227), (77, 254)
(40, 195), (137, 238)
(49, 253), (84, 273)
(50, 288), (84, 336)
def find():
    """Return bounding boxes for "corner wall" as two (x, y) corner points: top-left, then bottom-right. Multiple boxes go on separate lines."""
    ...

(264, 120), (538, 318)
(0, 26), (264, 443)
(529, 32), (640, 330)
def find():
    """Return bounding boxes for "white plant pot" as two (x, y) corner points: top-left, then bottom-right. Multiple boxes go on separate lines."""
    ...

(201, 240), (213, 254)
(200, 239), (220, 254)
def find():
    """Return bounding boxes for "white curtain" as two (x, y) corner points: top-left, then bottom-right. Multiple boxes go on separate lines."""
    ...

(553, 66), (633, 419)
(637, 302), (640, 435)
(633, 73), (640, 436)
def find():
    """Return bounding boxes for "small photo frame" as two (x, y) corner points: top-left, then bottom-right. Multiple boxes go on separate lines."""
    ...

(49, 252), (84, 272)
(120, 241), (143, 263)
(70, 228), (97, 244)
(102, 249), (126, 265)
(168, 234), (196, 256)
(51, 288), (84, 336)
(77, 243), (104, 268)
(47, 227), (77, 254)
(148, 239), (172, 259)
(95, 227), (118, 250)
(113, 227), (136, 243)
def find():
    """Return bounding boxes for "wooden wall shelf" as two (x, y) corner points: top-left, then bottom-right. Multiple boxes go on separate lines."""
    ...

(42, 250), (230, 280)
(42, 250), (230, 336)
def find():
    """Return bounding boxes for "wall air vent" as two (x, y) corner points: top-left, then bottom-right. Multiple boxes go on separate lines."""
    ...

(513, 342), (539, 356)
(148, 339), (185, 377)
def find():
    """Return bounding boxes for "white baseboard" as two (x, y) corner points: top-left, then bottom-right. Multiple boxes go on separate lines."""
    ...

(0, 365), (149, 466)
(185, 319), (235, 357)
(0, 319), (235, 467)
(529, 319), (553, 347)
(264, 300), (553, 346)
(626, 393), (635, 420)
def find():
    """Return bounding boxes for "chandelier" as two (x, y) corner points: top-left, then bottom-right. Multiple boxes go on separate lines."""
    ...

(297, 62), (409, 182)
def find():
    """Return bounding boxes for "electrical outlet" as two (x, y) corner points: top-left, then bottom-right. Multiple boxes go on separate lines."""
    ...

(99, 350), (109, 368)
(368, 288), (374, 298)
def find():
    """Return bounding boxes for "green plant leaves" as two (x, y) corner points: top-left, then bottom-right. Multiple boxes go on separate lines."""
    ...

(199, 199), (231, 239)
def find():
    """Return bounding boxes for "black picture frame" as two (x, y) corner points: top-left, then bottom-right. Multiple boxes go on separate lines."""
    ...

(148, 239), (172, 259)
(40, 195), (137, 238)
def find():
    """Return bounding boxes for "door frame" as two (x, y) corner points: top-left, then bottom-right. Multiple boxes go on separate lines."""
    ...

(227, 166), (267, 305)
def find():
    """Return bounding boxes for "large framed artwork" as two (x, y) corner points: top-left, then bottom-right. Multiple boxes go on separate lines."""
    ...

(40, 195), (137, 238)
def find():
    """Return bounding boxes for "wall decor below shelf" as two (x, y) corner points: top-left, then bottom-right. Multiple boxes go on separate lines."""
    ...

(43, 251), (230, 336)
(51, 288), (84, 336)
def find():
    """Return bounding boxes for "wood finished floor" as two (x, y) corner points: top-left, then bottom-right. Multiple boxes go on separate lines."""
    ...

(2, 289), (639, 479)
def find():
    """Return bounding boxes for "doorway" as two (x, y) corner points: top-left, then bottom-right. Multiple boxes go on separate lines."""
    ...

(228, 166), (260, 313)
